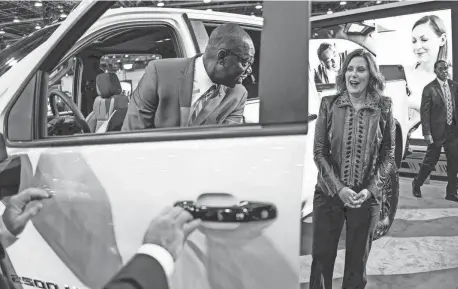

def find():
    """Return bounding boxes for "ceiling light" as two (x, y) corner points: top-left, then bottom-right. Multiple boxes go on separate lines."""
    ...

(255, 4), (262, 9)
(340, 1), (347, 5)
(203, 0), (212, 3)
(0, 29), (4, 35)
(35, 1), (43, 7)
(327, 9), (333, 15)
(13, 17), (20, 23)
(157, 2), (164, 7)
(125, 54), (129, 57)
(60, 13), (67, 19)
(35, 24), (41, 30)
(376, 0), (382, 3)
(57, 5), (63, 9)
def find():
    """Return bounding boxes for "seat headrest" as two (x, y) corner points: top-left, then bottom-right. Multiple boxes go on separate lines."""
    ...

(96, 73), (122, 99)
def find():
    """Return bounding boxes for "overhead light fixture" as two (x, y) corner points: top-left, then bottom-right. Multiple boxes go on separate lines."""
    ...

(35, 1), (43, 7)
(376, 0), (382, 3)
(255, 4), (262, 9)
(13, 17), (20, 23)
(35, 24), (41, 30)
(327, 9), (333, 15)
(0, 29), (4, 35)
(60, 13), (67, 19)
(157, 2), (164, 7)
(57, 5), (63, 9)
(203, 0), (212, 3)
(340, 1), (347, 5)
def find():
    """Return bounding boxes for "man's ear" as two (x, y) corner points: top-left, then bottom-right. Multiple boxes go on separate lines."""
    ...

(217, 49), (227, 64)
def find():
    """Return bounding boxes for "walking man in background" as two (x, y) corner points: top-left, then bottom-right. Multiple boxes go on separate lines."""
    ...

(413, 60), (458, 202)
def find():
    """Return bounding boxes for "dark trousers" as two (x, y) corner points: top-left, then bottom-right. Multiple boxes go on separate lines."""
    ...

(309, 190), (381, 289)
(415, 126), (458, 195)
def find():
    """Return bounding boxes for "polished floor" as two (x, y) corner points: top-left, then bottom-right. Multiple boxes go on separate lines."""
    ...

(299, 177), (458, 289)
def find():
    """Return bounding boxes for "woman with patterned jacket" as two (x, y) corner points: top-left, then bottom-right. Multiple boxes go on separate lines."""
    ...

(309, 48), (397, 289)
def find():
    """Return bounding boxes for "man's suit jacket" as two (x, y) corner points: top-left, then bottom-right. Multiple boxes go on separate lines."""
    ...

(421, 78), (458, 143)
(121, 54), (248, 131)
(104, 254), (169, 289)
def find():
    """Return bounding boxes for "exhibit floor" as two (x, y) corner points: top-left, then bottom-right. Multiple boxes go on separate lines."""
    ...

(300, 177), (458, 289)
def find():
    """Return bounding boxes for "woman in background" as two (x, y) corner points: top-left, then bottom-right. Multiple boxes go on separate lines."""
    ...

(310, 48), (396, 289)
(408, 15), (448, 118)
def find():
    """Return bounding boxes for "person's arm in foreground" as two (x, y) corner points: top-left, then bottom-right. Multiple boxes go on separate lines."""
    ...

(0, 188), (53, 248)
(104, 207), (201, 289)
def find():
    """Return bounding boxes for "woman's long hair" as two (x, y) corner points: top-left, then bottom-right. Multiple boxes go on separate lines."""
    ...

(412, 15), (448, 63)
(336, 49), (385, 99)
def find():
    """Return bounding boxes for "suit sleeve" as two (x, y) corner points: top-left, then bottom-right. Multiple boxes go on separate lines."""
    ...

(222, 91), (247, 125)
(103, 254), (169, 289)
(122, 61), (160, 131)
(420, 85), (432, 137)
(313, 98), (345, 197)
(367, 101), (396, 199)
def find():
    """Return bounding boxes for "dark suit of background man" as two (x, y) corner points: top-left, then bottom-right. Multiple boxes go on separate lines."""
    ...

(104, 207), (201, 289)
(412, 60), (458, 202)
(122, 23), (255, 131)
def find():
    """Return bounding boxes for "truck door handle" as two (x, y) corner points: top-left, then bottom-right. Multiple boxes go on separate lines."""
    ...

(174, 200), (277, 223)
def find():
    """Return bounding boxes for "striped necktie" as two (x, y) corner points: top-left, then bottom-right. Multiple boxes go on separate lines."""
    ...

(188, 84), (218, 126)
(443, 82), (453, 125)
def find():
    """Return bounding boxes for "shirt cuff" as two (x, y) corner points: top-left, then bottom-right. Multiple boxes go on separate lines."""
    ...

(136, 244), (175, 278)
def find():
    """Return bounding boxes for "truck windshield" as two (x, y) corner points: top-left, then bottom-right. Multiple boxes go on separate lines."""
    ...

(0, 24), (59, 78)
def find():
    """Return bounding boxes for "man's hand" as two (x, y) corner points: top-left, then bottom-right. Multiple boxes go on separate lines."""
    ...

(3, 188), (53, 236)
(424, 135), (434, 145)
(338, 187), (359, 208)
(143, 207), (201, 261)
(353, 189), (373, 207)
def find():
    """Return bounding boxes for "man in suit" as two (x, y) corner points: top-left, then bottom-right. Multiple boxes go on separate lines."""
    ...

(104, 207), (201, 289)
(412, 60), (458, 202)
(122, 23), (255, 131)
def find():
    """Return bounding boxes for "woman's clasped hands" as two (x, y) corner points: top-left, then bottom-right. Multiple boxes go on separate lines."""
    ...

(338, 187), (372, 208)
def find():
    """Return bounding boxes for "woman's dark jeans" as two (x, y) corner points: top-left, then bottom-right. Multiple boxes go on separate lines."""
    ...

(309, 189), (381, 289)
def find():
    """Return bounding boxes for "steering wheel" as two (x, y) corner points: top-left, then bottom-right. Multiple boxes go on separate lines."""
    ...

(48, 89), (91, 133)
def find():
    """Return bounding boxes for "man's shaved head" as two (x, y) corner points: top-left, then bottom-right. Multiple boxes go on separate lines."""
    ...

(203, 23), (255, 88)
(207, 23), (253, 52)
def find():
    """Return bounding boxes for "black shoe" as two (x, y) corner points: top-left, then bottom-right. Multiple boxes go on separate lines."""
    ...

(412, 179), (422, 198)
(445, 194), (458, 202)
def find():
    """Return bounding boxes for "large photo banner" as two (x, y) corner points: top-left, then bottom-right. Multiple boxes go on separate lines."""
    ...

(375, 9), (453, 138)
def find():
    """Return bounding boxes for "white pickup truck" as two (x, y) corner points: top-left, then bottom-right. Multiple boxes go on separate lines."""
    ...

(0, 1), (418, 289)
